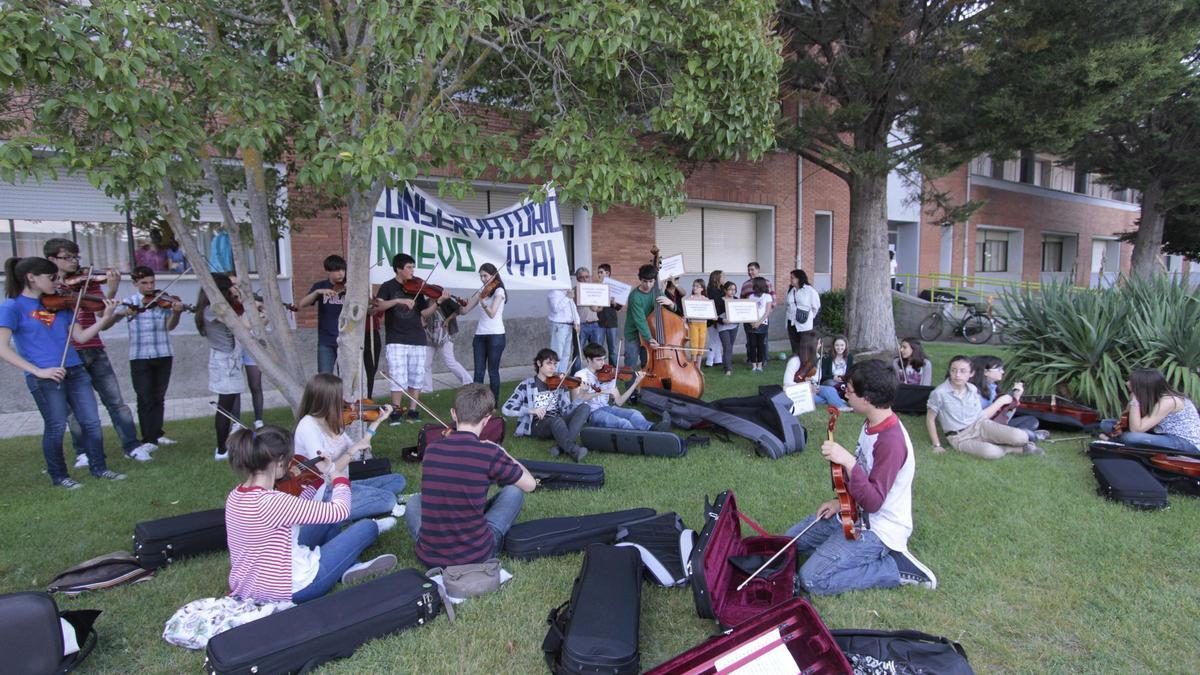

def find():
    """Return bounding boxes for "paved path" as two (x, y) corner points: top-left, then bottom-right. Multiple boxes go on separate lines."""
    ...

(0, 340), (791, 439)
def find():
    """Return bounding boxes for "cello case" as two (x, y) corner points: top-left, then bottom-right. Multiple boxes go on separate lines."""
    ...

(638, 386), (807, 459)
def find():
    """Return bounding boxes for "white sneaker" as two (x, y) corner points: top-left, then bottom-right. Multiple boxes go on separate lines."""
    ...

(126, 446), (153, 462)
(374, 516), (397, 535)
(214, 448), (229, 461)
(141, 442), (159, 453)
(156, 436), (178, 446)
(341, 554), (397, 585)
(253, 420), (265, 430)
(74, 454), (89, 469)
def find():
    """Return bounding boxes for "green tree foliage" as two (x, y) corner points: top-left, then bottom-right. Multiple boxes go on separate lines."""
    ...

(0, 0), (781, 407)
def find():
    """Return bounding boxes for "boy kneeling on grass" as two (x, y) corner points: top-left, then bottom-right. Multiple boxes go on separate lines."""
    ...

(572, 342), (671, 432)
(406, 384), (537, 568)
(785, 359), (937, 595)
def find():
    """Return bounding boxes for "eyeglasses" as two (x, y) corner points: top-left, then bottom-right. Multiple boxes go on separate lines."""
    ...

(52, 254), (81, 261)
(986, 366), (1004, 372)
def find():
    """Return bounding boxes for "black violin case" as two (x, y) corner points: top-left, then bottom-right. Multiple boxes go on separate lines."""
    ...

(133, 508), (227, 570)
(690, 490), (799, 629)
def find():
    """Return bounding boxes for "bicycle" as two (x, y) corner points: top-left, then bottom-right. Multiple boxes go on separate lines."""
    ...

(918, 301), (995, 344)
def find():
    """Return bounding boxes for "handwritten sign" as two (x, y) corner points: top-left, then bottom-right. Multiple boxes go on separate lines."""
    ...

(657, 253), (685, 281)
(723, 299), (761, 323)
(683, 298), (717, 320)
(603, 277), (632, 305)
(575, 282), (610, 307)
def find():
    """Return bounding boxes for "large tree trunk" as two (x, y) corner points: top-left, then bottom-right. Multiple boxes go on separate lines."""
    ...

(844, 172), (897, 354)
(336, 179), (386, 400)
(1130, 177), (1166, 278)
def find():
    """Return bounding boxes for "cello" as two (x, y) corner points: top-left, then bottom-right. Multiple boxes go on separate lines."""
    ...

(827, 406), (859, 540)
(639, 247), (704, 398)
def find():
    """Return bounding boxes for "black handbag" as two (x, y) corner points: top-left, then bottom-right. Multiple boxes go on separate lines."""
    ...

(832, 628), (975, 675)
(794, 307), (810, 323)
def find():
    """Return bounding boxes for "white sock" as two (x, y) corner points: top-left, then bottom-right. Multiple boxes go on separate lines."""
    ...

(374, 516), (397, 534)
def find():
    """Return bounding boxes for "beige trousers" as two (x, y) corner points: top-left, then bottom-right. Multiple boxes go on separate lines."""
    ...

(948, 418), (1029, 459)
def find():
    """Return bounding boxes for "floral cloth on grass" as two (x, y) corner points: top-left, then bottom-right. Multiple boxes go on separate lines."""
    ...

(162, 596), (293, 650)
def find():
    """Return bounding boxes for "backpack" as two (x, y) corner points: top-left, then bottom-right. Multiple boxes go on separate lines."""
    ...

(47, 551), (155, 595)
(401, 417), (507, 462)
(614, 513), (696, 587)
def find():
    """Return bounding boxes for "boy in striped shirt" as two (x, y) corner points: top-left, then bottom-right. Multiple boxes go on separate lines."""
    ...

(405, 383), (537, 568)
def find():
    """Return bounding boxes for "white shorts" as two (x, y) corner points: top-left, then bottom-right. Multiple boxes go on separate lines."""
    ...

(386, 343), (426, 391)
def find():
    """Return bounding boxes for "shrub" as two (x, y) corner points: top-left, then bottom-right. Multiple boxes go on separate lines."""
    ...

(1002, 276), (1200, 417)
(817, 289), (846, 335)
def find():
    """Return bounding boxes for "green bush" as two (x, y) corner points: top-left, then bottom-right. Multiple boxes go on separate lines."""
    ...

(817, 289), (846, 335)
(1002, 275), (1200, 416)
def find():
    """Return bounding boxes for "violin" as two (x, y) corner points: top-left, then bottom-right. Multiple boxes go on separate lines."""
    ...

(41, 292), (109, 313)
(792, 361), (818, 384)
(342, 399), (387, 425)
(402, 277), (467, 308)
(61, 269), (115, 288)
(1148, 454), (1200, 478)
(274, 454), (325, 497)
(991, 386), (1021, 422)
(827, 406), (859, 541)
(479, 273), (502, 300)
(545, 374), (601, 393)
(596, 364), (644, 383)
(1016, 395), (1101, 427)
(125, 291), (195, 314)
(228, 295), (296, 316)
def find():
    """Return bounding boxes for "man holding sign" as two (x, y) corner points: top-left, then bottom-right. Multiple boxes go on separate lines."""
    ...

(623, 264), (677, 370)
(574, 267), (605, 357)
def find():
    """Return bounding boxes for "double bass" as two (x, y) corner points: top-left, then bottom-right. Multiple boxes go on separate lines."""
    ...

(639, 247), (704, 398)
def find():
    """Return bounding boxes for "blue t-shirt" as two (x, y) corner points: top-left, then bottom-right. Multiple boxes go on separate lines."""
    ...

(310, 280), (344, 347)
(0, 295), (82, 368)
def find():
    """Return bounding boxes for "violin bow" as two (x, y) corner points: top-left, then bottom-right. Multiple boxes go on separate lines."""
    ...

(736, 516), (821, 592)
(58, 265), (94, 369)
(209, 402), (325, 481)
(377, 370), (452, 428)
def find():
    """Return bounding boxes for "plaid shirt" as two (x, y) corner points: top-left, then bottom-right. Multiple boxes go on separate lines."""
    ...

(123, 293), (174, 360)
(501, 377), (574, 437)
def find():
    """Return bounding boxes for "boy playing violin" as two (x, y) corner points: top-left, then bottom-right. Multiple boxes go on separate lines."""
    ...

(784, 360), (935, 595)
(572, 342), (670, 432)
(297, 254), (347, 375)
(502, 348), (590, 460)
(100, 266), (186, 454)
(375, 253), (439, 425)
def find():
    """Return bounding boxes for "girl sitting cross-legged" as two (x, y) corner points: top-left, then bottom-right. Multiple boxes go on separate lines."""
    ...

(1105, 368), (1200, 453)
(225, 425), (396, 604)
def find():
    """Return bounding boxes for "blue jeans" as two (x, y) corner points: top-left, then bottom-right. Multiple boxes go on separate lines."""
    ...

(580, 323), (604, 352)
(69, 348), (139, 453)
(623, 337), (646, 370)
(589, 405), (653, 431)
(349, 475), (407, 521)
(1101, 421), (1199, 453)
(787, 514), (899, 596)
(549, 322), (575, 373)
(814, 385), (848, 408)
(27, 366), (108, 483)
(404, 485), (526, 560)
(292, 519), (380, 603)
(317, 343), (338, 374)
(602, 327), (620, 365)
(473, 333), (507, 403)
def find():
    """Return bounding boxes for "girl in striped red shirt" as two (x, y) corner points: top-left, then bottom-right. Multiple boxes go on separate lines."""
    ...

(224, 426), (396, 603)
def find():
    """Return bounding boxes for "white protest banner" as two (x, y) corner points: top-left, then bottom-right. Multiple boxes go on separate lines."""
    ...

(576, 283), (610, 307)
(370, 183), (571, 290)
(603, 277), (632, 305)
(657, 253), (686, 281)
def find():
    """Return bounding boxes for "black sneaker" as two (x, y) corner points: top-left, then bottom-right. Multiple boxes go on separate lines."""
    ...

(55, 477), (83, 490)
(406, 410), (421, 423)
(567, 446), (588, 462)
(652, 410), (672, 433)
(388, 411), (404, 427)
(891, 549), (937, 589)
(93, 470), (128, 481)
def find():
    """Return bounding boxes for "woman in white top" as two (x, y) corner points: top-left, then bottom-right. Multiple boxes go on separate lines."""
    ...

(460, 263), (507, 402)
(294, 373), (407, 522)
(786, 269), (821, 356)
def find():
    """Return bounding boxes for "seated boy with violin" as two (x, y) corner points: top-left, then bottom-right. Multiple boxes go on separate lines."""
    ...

(784, 360), (936, 595)
(572, 342), (671, 432)
(502, 348), (591, 461)
(405, 384), (536, 568)
(100, 265), (188, 457)
(926, 355), (1047, 460)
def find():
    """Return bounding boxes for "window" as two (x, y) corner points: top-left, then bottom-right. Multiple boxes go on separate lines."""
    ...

(990, 157), (1006, 180)
(1111, 188), (1128, 202)
(1019, 151), (1035, 184)
(975, 229), (1011, 273)
(654, 207), (759, 274)
(1038, 160), (1053, 188)
(1041, 235), (1064, 273)
(1073, 170), (1089, 194)
(814, 213), (833, 274)
(11, 219), (73, 259)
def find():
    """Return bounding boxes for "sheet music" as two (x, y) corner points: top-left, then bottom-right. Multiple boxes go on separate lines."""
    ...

(713, 628), (800, 675)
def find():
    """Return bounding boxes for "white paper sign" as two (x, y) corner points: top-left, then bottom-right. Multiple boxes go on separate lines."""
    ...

(682, 298), (717, 320)
(602, 277), (632, 305)
(713, 627), (800, 675)
(575, 282), (610, 307)
(723, 299), (761, 323)
(657, 253), (685, 281)
(785, 383), (815, 415)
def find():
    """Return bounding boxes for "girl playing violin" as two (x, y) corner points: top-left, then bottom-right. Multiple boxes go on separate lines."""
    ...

(197, 273), (246, 461)
(893, 338), (932, 386)
(784, 360), (936, 595)
(785, 332), (852, 412)
(1105, 368), (1200, 453)
(225, 425), (397, 604)
(294, 373), (405, 521)
(502, 348), (590, 461)
(0, 257), (126, 488)
(968, 355), (1041, 433)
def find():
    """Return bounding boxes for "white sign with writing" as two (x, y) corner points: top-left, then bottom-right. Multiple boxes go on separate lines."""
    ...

(656, 253), (686, 281)
(575, 282), (610, 307)
(723, 299), (761, 323)
(682, 298), (717, 320)
(784, 383), (816, 416)
(602, 277), (632, 305)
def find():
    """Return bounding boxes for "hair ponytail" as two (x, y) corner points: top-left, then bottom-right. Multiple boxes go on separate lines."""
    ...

(5, 257), (57, 299)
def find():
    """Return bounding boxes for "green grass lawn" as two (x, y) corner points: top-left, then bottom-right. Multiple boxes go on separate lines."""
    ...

(2, 343), (1197, 674)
